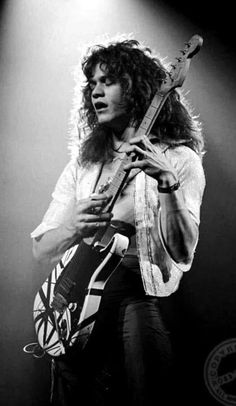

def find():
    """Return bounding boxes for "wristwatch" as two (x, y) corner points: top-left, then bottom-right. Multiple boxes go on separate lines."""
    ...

(158, 180), (180, 193)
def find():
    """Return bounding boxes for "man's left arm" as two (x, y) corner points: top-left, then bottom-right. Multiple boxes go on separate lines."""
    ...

(123, 136), (206, 264)
(158, 184), (199, 264)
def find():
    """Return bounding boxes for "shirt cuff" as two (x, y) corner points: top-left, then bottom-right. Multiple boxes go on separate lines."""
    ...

(30, 222), (60, 240)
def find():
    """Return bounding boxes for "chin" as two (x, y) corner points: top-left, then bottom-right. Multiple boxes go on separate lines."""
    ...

(98, 115), (129, 131)
(97, 116), (110, 125)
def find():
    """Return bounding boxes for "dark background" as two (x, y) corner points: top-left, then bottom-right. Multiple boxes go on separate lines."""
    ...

(1, 0), (236, 404)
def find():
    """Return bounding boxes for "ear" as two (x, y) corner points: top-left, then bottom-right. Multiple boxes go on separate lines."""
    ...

(123, 73), (132, 92)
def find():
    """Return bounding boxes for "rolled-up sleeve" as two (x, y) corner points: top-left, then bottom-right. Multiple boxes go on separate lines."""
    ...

(31, 159), (78, 240)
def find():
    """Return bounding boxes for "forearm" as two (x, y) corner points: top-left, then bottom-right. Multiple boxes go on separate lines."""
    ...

(32, 193), (112, 266)
(159, 188), (199, 264)
(32, 224), (81, 266)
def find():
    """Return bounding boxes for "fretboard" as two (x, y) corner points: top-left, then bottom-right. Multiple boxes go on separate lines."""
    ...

(105, 88), (171, 212)
(136, 91), (169, 137)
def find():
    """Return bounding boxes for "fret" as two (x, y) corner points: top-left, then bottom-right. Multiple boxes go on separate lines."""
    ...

(145, 105), (159, 118)
(140, 117), (153, 130)
(108, 171), (128, 195)
(113, 171), (126, 181)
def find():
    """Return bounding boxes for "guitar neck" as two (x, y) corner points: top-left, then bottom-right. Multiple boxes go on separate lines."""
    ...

(136, 90), (170, 137)
(103, 153), (135, 212)
(105, 89), (171, 211)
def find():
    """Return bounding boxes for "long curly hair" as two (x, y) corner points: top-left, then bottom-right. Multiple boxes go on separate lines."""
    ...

(69, 37), (204, 166)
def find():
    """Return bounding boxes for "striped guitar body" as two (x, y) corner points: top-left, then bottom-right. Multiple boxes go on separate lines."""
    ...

(33, 229), (129, 357)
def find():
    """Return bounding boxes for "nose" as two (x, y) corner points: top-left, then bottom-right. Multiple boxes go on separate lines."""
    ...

(92, 82), (105, 99)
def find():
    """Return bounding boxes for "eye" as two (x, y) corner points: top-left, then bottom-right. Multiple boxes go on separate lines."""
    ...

(105, 78), (113, 86)
(101, 76), (114, 86)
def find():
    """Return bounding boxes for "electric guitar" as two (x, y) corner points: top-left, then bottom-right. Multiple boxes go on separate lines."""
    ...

(33, 34), (203, 357)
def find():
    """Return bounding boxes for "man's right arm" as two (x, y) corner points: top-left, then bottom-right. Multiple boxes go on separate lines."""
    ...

(32, 193), (113, 266)
(32, 224), (80, 266)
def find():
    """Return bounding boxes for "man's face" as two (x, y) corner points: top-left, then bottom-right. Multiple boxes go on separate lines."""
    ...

(90, 64), (129, 132)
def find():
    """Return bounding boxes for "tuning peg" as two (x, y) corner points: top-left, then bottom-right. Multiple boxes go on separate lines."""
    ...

(184, 41), (191, 48)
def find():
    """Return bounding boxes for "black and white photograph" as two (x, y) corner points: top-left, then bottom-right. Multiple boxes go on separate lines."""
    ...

(1, 1), (236, 405)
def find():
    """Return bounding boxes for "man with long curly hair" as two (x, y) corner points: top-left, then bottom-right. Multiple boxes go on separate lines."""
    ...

(31, 37), (205, 405)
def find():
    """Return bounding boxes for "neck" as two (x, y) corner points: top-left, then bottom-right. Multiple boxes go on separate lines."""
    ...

(112, 126), (136, 143)
(112, 127), (136, 153)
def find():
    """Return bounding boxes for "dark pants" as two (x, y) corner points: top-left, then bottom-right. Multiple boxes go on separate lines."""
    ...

(51, 265), (173, 406)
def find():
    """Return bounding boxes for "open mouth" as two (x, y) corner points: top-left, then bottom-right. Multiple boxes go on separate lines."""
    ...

(95, 102), (108, 111)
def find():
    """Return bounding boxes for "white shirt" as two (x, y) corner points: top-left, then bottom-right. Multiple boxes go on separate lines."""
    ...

(31, 144), (205, 297)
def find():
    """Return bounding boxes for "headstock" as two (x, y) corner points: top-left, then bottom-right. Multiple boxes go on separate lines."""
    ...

(160, 34), (203, 93)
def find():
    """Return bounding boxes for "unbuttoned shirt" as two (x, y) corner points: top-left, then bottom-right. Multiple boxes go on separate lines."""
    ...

(31, 144), (205, 297)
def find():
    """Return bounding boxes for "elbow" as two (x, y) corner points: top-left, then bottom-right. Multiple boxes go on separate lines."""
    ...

(172, 249), (193, 265)
(32, 237), (63, 266)
(32, 241), (42, 263)
(170, 229), (199, 265)
(32, 239), (48, 264)
(170, 245), (194, 264)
